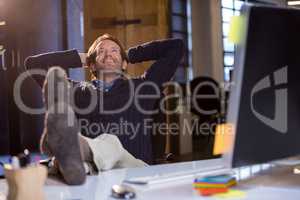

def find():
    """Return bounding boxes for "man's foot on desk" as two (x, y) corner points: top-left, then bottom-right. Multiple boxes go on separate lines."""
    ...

(42, 67), (86, 185)
(40, 66), (71, 156)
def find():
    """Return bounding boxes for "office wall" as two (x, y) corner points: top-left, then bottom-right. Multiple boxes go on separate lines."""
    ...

(1, 0), (65, 154)
(17, 0), (65, 152)
(190, 0), (224, 83)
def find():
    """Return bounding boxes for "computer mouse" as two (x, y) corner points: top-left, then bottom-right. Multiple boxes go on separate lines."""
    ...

(111, 184), (136, 199)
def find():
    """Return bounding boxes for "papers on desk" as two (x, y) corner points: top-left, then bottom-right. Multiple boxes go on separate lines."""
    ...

(193, 175), (237, 196)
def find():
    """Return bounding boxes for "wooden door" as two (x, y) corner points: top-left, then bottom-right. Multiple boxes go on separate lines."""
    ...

(84, 0), (169, 77)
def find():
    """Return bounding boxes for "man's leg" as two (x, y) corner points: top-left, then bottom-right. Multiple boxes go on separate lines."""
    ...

(78, 135), (99, 175)
(82, 134), (148, 171)
(40, 67), (146, 178)
(41, 67), (86, 185)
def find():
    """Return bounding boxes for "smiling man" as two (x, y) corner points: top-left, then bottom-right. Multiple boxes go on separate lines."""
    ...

(87, 34), (129, 83)
(38, 34), (184, 185)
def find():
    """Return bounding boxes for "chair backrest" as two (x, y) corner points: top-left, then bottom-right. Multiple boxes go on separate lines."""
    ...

(24, 49), (82, 87)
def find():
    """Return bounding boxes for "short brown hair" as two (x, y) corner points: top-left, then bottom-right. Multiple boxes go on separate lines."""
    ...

(86, 33), (128, 67)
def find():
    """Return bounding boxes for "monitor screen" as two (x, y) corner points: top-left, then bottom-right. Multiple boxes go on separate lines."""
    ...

(228, 5), (300, 167)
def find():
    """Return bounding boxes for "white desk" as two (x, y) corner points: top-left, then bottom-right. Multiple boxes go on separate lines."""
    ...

(1, 161), (300, 200)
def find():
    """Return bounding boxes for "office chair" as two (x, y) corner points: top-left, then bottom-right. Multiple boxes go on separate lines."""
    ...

(151, 94), (175, 164)
(189, 76), (222, 159)
(24, 49), (83, 87)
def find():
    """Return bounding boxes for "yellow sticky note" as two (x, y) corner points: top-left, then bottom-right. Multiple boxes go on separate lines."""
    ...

(3, 164), (12, 170)
(214, 189), (246, 199)
(228, 16), (246, 45)
(213, 123), (234, 155)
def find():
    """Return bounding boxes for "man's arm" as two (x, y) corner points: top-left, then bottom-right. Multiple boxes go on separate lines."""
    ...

(127, 38), (184, 86)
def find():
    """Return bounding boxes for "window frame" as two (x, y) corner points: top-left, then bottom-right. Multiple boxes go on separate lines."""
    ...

(169, 0), (192, 83)
(221, 0), (246, 82)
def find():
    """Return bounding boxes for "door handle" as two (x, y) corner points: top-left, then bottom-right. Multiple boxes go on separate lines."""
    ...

(113, 19), (142, 26)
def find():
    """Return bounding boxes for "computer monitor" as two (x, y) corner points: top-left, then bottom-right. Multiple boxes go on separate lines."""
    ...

(227, 4), (300, 168)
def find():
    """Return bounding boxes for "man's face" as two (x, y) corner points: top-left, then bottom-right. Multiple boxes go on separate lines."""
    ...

(93, 39), (123, 72)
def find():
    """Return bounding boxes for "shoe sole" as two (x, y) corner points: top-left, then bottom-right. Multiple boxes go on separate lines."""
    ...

(44, 67), (86, 185)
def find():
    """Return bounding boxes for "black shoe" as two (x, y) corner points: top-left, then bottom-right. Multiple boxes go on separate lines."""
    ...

(42, 67), (86, 185)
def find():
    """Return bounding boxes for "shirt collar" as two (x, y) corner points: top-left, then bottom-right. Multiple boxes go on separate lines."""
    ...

(92, 78), (119, 92)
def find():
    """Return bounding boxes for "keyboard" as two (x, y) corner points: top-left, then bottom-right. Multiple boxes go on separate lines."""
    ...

(272, 157), (300, 166)
(124, 166), (232, 185)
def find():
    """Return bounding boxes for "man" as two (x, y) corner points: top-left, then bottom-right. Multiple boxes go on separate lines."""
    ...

(35, 34), (183, 185)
